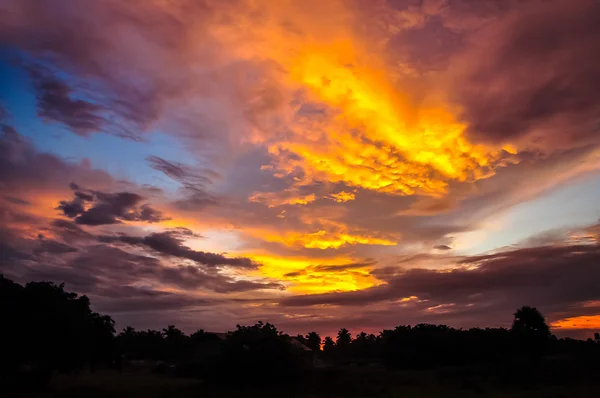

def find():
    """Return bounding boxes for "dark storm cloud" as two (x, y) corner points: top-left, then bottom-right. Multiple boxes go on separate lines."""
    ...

(433, 245), (452, 251)
(282, 261), (376, 278)
(159, 264), (283, 293)
(281, 244), (600, 318)
(0, 125), (114, 195)
(173, 192), (220, 212)
(2, 196), (31, 206)
(58, 189), (168, 225)
(99, 230), (256, 269)
(33, 239), (78, 255)
(453, 0), (600, 147)
(147, 156), (216, 185)
(74, 191), (94, 201)
(313, 261), (377, 273)
(147, 156), (220, 211)
(48, 219), (93, 241)
(28, 66), (107, 136)
(0, 0), (221, 141)
(95, 290), (214, 314)
(2, 228), (280, 311)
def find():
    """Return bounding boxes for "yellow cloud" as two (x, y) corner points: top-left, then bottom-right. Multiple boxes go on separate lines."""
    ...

(248, 253), (380, 294)
(249, 191), (316, 207)
(327, 191), (356, 203)
(205, 1), (512, 198)
(245, 219), (396, 250)
(264, 229), (395, 250)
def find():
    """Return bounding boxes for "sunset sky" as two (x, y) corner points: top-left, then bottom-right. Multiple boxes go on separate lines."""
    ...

(1, 0), (599, 339)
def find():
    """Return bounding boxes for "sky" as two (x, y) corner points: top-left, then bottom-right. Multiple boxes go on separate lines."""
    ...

(1, 0), (600, 339)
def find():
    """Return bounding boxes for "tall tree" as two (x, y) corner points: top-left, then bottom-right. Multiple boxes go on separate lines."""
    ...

(511, 306), (550, 338)
(336, 328), (352, 351)
(0, 275), (116, 383)
(511, 306), (550, 358)
(162, 325), (185, 340)
(306, 331), (321, 352)
(323, 336), (335, 355)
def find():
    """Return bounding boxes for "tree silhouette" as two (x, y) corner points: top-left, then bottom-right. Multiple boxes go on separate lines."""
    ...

(306, 331), (321, 352)
(295, 334), (308, 346)
(353, 331), (377, 362)
(511, 306), (550, 358)
(0, 275), (116, 385)
(511, 306), (550, 337)
(336, 328), (352, 351)
(122, 326), (136, 337)
(162, 325), (187, 360)
(323, 336), (335, 357)
(218, 321), (302, 385)
(162, 325), (185, 340)
(190, 329), (207, 342)
(6, 273), (600, 388)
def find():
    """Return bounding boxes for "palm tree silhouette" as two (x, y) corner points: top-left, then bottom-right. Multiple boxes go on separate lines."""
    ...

(306, 331), (321, 352)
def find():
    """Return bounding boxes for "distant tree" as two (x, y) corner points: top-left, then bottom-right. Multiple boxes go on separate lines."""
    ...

(323, 336), (335, 356)
(162, 325), (188, 360)
(353, 331), (377, 362)
(336, 328), (352, 351)
(295, 334), (308, 346)
(217, 321), (302, 385)
(162, 325), (185, 340)
(190, 329), (207, 342)
(511, 306), (550, 358)
(121, 326), (136, 338)
(511, 306), (550, 338)
(0, 275), (116, 385)
(306, 331), (321, 352)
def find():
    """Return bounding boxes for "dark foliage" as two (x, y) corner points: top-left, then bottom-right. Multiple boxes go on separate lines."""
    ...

(0, 275), (115, 387)
(306, 331), (321, 352)
(210, 322), (306, 386)
(1, 275), (600, 394)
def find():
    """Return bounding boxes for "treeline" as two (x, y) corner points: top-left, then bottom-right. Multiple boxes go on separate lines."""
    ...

(1, 275), (599, 387)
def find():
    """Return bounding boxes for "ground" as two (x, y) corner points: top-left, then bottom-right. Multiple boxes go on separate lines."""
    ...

(15, 366), (600, 398)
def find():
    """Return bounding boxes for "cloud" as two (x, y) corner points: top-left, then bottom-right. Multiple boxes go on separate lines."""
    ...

(33, 238), (78, 255)
(2, 196), (31, 206)
(99, 230), (256, 269)
(28, 65), (108, 136)
(0, 124), (115, 200)
(147, 156), (220, 211)
(451, 0), (600, 150)
(1, 222), (281, 311)
(280, 244), (600, 327)
(147, 156), (216, 185)
(48, 219), (93, 241)
(58, 189), (168, 225)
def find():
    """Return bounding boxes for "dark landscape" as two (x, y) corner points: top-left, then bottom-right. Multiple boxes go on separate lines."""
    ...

(2, 275), (599, 397)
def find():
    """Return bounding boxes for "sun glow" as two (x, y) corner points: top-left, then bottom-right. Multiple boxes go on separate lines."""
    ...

(248, 253), (380, 294)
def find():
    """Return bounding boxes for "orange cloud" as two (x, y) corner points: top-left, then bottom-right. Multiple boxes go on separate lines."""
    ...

(327, 191), (356, 203)
(248, 253), (380, 294)
(244, 219), (397, 250)
(551, 315), (600, 330)
(176, 0), (511, 202)
(249, 191), (316, 207)
(263, 229), (395, 250)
